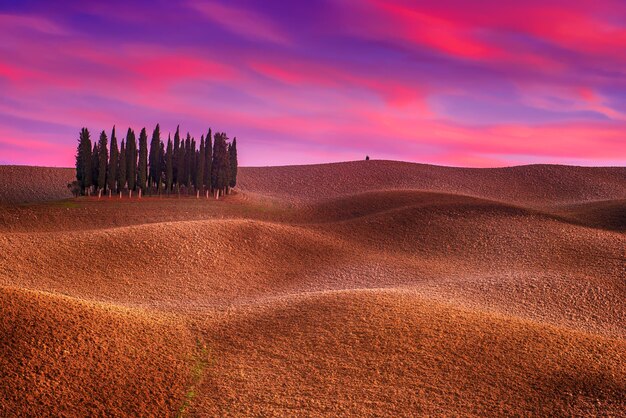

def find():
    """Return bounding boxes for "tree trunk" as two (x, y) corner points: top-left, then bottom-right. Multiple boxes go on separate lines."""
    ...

(98, 189), (102, 199)
(206, 190), (209, 199)
(129, 190), (132, 199)
(196, 190), (199, 199)
(119, 191), (122, 199)
(109, 190), (112, 198)
(139, 188), (142, 199)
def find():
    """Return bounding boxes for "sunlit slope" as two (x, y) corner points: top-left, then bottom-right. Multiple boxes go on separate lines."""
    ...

(191, 289), (626, 416)
(0, 287), (196, 417)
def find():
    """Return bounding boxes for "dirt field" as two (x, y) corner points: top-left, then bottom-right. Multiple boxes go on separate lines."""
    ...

(0, 160), (625, 416)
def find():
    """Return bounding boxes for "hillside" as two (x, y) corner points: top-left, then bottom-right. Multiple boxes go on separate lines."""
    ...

(0, 160), (624, 416)
(0, 166), (75, 204)
(237, 160), (626, 205)
(2, 160), (626, 205)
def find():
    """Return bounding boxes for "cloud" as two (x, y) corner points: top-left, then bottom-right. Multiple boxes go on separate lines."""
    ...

(1, 1), (625, 167)
(188, 1), (290, 46)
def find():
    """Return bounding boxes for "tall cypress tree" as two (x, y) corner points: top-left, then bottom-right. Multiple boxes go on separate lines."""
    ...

(196, 136), (205, 195)
(91, 143), (99, 194)
(149, 123), (161, 190)
(117, 139), (126, 193)
(158, 140), (165, 192)
(191, 137), (197, 190)
(107, 126), (118, 194)
(165, 135), (173, 193)
(184, 133), (191, 188)
(173, 125), (181, 187)
(229, 137), (238, 188)
(97, 130), (108, 194)
(211, 132), (220, 191)
(138, 127), (148, 193)
(203, 128), (212, 191)
(211, 132), (230, 196)
(126, 128), (137, 192)
(76, 127), (92, 195)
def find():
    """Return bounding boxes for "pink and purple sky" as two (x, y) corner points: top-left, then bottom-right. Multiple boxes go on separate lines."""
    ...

(1, 0), (626, 167)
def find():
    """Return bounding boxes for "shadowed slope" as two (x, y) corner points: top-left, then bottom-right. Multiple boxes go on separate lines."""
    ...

(553, 199), (626, 232)
(299, 189), (626, 232)
(0, 166), (74, 204)
(0, 287), (196, 417)
(192, 289), (626, 416)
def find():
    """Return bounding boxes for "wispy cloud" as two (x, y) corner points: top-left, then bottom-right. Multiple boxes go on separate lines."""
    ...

(188, 1), (291, 46)
(1, 1), (625, 167)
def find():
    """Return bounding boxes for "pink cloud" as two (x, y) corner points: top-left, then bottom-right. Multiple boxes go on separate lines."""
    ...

(0, 13), (68, 35)
(188, 1), (290, 45)
(368, 1), (498, 60)
(248, 58), (428, 109)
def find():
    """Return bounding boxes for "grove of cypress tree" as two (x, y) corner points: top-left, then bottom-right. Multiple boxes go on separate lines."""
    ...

(165, 135), (173, 193)
(97, 130), (108, 193)
(229, 137), (238, 188)
(126, 128), (137, 192)
(107, 126), (118, 194)
(117, 139), (126, 193)
(203, 128), (212, 191)
(149, 124), (161, 190)
(76, 127), (92, 195)
(138, 127), (148, 193)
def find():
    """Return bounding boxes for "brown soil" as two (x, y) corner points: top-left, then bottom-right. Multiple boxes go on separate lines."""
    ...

(0, 160), (624, 416)
(0, 166), (75, 204)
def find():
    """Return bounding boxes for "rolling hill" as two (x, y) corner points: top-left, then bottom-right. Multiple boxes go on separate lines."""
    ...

(0, 160), (624, 416)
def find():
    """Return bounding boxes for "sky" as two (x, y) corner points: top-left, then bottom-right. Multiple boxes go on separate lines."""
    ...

(1, 0), (626, 167)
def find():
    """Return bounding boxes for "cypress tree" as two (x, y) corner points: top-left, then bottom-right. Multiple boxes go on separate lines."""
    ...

(126, 128), (137, 192)
(76, 128), (92, 195)
(117, 139), (126, 194)
(229, 137), (238, 189)
(191, 137), (197, 190)
(184, 133), (191, 188)
(149, 124), (161, 190)
(107, 126), (118, 195)
(75, 133), (83, 192)
(211, 132), (230, 197)
(91, 143), (99, 195)
(173, 125), (181, 187)
(196, 136), (204, 196)
(165, 135), (173, 193)
(211, 132), (220, 191)
(138, 127), (148, 194)
(97, 130), (108, 194)
(203, 128), (212, 192)
(158, 140), (165, 192)
(220, 136), (231, 195)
